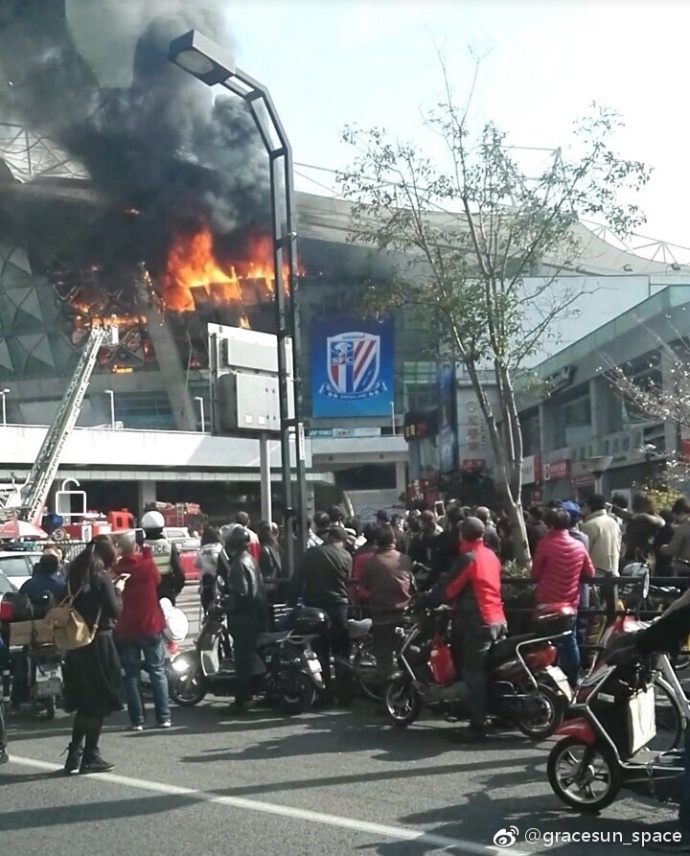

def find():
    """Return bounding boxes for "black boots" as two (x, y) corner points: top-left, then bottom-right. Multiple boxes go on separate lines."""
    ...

(63, 743), (82, 775)
(63, 743), (114, 775)
(80, 749), (114, 774)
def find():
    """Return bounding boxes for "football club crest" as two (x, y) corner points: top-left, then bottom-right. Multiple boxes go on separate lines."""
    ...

(321, 331), (387, 401)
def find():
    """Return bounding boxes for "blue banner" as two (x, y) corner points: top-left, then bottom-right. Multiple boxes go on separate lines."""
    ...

(311, 316), (395, 418)
(437, 361), (458, 473)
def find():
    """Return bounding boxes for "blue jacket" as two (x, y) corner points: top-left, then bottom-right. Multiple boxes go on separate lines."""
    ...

(19, 569), (65, 600)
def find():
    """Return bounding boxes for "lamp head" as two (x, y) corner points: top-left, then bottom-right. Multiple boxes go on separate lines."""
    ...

(169, 30), (236, 86)
(583, 455), (613, 478)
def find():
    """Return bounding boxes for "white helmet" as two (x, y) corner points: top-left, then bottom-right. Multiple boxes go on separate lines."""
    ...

(141, 510), (165, 530)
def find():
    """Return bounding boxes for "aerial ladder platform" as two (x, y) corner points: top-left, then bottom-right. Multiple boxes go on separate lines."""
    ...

(2, 324), (118, 525)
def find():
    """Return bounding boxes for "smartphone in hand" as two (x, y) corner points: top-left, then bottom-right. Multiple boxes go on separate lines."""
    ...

(114, 573), (131, 592)
(135, 528), (145, 546)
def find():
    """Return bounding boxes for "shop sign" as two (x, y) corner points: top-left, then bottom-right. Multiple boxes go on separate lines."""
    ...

(572, 474), (595, 488)
(544, 459), (570, 481)
(545, 365), (575, 394)
(522, 455), (536, 485)
(403, 410), (438, 442)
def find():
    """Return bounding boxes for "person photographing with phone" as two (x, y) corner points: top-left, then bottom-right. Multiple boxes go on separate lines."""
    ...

(113, 531), (172, 731)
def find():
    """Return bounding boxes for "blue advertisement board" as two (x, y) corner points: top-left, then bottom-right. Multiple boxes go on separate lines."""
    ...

(311, 316), (395, 418)
(437, 361), (458, 473)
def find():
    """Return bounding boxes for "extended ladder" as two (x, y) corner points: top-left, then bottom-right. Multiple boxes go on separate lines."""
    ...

(17, 324), (118, 524)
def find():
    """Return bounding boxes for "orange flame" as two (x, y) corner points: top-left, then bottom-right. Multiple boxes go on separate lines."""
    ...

(163, 227), (295, 316)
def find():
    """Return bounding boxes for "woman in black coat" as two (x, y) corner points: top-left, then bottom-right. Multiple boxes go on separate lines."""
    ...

(62, 535), (124, 775)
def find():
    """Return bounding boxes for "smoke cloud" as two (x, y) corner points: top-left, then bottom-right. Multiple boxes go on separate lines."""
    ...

(0, 0), (271, 266)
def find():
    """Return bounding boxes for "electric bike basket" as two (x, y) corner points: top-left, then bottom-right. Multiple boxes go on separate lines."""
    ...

(589, 662), (653, 758)
(2, 592), (56, 647)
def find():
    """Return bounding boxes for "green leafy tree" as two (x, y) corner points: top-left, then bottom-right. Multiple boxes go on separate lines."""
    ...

(337, 64), (650, 565)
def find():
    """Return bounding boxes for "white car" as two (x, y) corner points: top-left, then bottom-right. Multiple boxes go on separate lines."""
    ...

(0, 567), (17, 611)
(0, 551), (43, 589)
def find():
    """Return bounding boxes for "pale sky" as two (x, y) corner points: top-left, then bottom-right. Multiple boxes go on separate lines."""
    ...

(223, 0), (690, 258)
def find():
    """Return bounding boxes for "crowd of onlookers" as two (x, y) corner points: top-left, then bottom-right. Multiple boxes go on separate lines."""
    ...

(4, 491), (688, 772)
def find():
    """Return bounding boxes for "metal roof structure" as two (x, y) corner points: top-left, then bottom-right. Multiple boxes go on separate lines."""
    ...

(0, 120), (688, 278)
(294, 161), (690, 277)
(0, 123), (89, 182)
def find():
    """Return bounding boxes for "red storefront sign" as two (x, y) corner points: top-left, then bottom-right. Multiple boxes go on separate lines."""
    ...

(572, 473), (595, 488)
(544, 460), (570, 481)
(534, 454), (543, 483)
(406, 475), (440, 506)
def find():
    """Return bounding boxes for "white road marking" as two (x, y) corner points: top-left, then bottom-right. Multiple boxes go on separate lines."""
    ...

(8, 755), (529, 856)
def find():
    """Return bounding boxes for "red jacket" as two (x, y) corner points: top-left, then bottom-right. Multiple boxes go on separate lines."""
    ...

(349, 546), (376, 603)
(446, 540), (506, 626)
(113, 552), (166, 641)
(531, 529), (595, 609)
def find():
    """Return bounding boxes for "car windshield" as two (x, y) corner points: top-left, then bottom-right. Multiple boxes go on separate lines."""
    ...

(0, 556), (30, 577)
(0, 569), (17, 594)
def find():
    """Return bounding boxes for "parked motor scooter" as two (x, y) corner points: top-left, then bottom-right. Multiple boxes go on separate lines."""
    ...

(168, 598), (326, 715)
(546, 603), (690, 813)
(0, 592), (62, 719)
(139, 598), (189, 694)
(385, 603), (574, 739)
(25, 642), (63, 720)
(582, 565), (685, 755)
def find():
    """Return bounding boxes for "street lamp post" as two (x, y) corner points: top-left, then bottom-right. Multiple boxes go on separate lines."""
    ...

(583, 455), (613, 496)
(104, 389), (115, 430)
(194, 396), (206, 433)
(0, 389), (9, 427)
(169, 30), (308, 571)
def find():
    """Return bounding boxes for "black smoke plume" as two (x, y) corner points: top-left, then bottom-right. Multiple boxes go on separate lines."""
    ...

(0, 0), (271, 269)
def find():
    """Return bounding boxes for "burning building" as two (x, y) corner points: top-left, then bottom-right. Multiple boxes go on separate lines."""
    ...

(0, 0), (413, 514)
(0, 0), (377, 430)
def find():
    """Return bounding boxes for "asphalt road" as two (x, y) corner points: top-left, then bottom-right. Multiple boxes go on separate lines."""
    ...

(0, 694), (680, 855)
(0, 586), (680, 854)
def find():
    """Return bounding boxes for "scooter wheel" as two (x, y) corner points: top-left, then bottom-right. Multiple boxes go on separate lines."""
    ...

(385, 676), (421, 728)
(44, 696), (56, 721)
(515, 683), (563, 741)
(169, 671), (206, 707)
(547, 737), (621, 812)
(279, 672), (315, 716)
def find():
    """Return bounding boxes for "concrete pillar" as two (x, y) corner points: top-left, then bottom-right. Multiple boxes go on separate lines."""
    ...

(589, 378), (601, 452)
(662, 348), (681, 457)
(395, 460), (407, 497)
(137, 481), (157, 516)
(538, 401), (549, 452)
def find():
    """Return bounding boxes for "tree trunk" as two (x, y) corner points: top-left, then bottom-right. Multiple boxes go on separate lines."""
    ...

(502, 487), (530, 568)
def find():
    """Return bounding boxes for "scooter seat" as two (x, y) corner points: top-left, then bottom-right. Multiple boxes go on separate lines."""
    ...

(256, 630), (291, 646)
(348, 618), (372, 639)
(488, 633), (535, 663)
